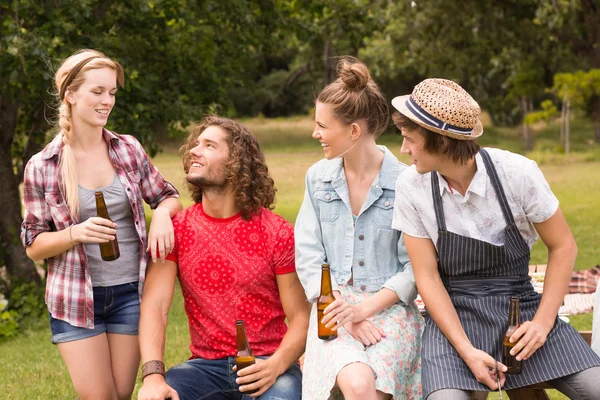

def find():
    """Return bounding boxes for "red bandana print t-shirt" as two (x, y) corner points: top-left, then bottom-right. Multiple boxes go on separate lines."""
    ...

(166, 203), (295, 359)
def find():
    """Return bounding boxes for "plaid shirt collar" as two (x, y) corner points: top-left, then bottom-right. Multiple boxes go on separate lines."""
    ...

(41, 128), (121, 160)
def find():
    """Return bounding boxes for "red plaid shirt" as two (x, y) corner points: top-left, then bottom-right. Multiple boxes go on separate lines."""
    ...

(21, 129), (179, 328)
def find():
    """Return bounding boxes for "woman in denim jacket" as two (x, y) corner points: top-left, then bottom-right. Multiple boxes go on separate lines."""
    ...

(295, 58), (423, 400)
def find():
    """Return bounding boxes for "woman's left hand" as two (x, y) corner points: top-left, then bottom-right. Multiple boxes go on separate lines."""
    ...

(146, 208), (174, 263)
(321, 291), (367, 329)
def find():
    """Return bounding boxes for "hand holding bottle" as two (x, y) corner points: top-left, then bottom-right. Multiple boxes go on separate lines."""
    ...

(71, 217), (116, 244)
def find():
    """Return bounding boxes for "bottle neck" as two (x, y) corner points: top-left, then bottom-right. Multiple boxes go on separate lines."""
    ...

(508, 298), (520, 327)
(95, 193), (110, 219)
(320, 268), (333, 295)
(236, 324), (249, 351)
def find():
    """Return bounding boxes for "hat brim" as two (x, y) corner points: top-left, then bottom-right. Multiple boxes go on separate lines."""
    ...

(391, 95), (483, 140)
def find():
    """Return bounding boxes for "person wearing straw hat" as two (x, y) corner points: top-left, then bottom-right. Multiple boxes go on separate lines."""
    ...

(390, 78), (600, 399)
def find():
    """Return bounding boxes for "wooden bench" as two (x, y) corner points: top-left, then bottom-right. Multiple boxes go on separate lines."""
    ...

(472, 330), (593, 400)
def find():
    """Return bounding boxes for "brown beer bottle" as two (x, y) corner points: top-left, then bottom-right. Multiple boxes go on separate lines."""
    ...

(502, 296), (522, 374)
(317, 263), (338, 340)
(235, 320), (258, 395)
(95, 191), (120, 261)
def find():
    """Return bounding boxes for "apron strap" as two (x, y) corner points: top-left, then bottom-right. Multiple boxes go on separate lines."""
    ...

(430, 172), (448, 232)
(479, 149), (515, 226)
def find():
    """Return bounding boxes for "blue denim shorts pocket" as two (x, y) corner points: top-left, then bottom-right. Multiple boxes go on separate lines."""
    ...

(49, 281), (140, 344)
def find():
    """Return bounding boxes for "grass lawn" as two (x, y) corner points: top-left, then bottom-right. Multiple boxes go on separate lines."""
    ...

(1, 116), (598, 399)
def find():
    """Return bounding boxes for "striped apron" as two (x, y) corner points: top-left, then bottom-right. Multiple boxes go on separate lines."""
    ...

(422, 149), (600, 398)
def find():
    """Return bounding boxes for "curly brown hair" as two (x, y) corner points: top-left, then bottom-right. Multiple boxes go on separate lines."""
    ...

(179, 116), (276, 219)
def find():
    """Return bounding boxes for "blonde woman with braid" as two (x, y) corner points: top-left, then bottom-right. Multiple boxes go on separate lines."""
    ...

(21, 49), (182, 400)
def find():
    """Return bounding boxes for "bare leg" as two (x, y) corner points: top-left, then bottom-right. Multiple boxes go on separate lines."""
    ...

(426, 389), (472, 400)
(337, 362), (378, 400)
(57, 333), (118, 400)
(107, 333), (140, 400)
(376, 390), (392, 400)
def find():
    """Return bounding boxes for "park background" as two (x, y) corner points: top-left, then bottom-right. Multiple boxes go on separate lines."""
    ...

(1, 1), (599, 399)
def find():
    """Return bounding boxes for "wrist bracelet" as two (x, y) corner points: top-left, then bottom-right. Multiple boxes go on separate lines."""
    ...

(69, 225), (81, 245)
(142, 360), (166, 381)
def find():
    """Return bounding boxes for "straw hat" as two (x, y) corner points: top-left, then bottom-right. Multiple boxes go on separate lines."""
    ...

(391, 78), (483, 140)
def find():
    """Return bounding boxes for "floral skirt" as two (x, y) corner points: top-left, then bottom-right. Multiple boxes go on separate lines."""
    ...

(302, 285), (424, 400)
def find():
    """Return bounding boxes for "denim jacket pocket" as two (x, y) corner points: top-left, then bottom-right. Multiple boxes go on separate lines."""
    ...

(314, 190), (342, 222)
(372, 195), (394, 229)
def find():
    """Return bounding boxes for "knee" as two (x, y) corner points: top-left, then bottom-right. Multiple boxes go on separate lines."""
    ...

(339, 375), (374, 398)
(261, 370), (302, 400)
(116, 387), (134, 400)
(164, 363), (189, 391)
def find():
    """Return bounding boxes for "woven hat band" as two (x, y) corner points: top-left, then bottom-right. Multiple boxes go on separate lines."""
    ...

(406, 96), (474, 136)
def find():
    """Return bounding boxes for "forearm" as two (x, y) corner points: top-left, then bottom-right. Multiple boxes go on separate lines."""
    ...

(355, 288), (399, 320)
(155, 197), (183, 217)
(139, 301), (169, 364)
(268, 313), (309, 376)
(420, 275), (473, 358)
(534, 240), (577, 327)
(25, 229), (77, 262)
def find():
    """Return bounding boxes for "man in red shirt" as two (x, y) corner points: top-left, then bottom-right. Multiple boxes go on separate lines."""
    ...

(138, 116), (310, 400)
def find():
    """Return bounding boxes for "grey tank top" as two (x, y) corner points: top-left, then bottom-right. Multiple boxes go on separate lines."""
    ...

(79, 173), (140, 287)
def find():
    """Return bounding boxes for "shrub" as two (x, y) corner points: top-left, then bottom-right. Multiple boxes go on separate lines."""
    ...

(0, 281), (46, 341)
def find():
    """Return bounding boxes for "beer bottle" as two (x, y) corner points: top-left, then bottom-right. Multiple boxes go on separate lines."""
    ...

(317, 263), (338, 340)
(235, 320), (258, 395)
(502, 296), (522, 374)
(95, 191), (120, 261)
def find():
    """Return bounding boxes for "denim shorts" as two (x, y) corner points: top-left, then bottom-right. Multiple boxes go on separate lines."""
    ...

(49, 281), (140, 344)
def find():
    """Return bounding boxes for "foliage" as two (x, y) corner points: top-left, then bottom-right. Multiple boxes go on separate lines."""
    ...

(526, 100), (559, 125)
(0, 311), (20, 340)
(552, 70), (600, 110)
(0, 281), (46, 341)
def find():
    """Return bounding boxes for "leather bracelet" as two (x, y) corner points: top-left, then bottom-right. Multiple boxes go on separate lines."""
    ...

(69, 225), (81, 245)
(142, 360), (165, 381)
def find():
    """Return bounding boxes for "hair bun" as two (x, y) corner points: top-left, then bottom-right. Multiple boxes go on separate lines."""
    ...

(338, 58), (370, 91)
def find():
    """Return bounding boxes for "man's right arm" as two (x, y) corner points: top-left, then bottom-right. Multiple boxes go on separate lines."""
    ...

(138, 259), (180, 400)
(405, 235), (506, 390)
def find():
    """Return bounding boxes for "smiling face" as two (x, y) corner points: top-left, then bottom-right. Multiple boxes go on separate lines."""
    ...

(400, 127), (441, 174)
(186, 125), (231, 191)
(66, 67), (118, 129)
(313, 102), (356, 160)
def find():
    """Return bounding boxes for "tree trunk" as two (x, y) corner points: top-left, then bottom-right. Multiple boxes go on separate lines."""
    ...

(521, 96), (533, 151)
(18, 101), (51, 181)
(322, 40), (334, 86)
(565, 100), (571, 154)
(0, 95), (40, 284)
(559, 96), (566, 146)
(591, 96), (600, 143)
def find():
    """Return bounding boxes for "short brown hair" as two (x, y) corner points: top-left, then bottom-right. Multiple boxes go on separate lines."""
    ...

(392, 112), (480, 165)
(317, 57), (389, 138)
(179, 116), (276, 219)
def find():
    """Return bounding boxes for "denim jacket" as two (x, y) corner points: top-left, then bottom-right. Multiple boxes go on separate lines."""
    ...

(295, 145), (417, 305)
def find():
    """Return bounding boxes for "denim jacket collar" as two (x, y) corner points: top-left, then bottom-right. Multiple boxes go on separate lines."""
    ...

(320, 145), (400, 189)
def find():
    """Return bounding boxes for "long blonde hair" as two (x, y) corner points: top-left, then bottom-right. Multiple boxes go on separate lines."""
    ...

(55, 49), (124, 217)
